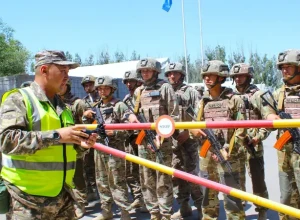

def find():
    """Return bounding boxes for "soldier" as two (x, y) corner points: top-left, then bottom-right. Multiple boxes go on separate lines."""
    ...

(163, 62), (203, 219)
(126, 58), (178, 220)
(230, 63), (272, 220)
(190, 60), (246, 219)
(58, 79), (88, 218)
(81, 75), (99, 201)
(83, 76), (132, 220)
(20, 81), (33, 88)
(0, 50), (97, 219)
(195, 85), (204, 100)
(270, 49), (300, 220)
(122, 70), (147, 212)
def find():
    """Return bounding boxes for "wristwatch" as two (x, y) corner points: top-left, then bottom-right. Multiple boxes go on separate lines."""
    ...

(53, 130), (61, 142)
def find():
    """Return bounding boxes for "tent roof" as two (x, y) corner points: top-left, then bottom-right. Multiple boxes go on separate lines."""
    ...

(69, 57), (170, 78)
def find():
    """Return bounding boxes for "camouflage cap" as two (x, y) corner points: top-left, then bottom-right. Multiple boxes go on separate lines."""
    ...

(34, 50), (79, 69)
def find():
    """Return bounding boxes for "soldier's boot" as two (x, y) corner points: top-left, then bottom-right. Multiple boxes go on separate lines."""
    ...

(93, 205), (113, 220)
(131, 198), (148, 213)
(120, 209), (131, 220)
(257, 209), (267, 220)
(171, 201), (192, 219)
(150, 212), (161, 220)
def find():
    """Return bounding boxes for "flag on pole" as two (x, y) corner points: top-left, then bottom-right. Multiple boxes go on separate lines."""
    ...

(162, 0), (172, 12)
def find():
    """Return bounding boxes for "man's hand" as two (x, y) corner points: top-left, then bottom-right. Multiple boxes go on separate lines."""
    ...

(56, 125), (98, 147)
(177, 130), (190, 145)
(128, 114), (140, 123)
(83, 110), (95, 118)
(190, 129), (206, 138)
(80, 133), (98, 149)
(266, 113), (280, 120)
(248, 136), (259, 147)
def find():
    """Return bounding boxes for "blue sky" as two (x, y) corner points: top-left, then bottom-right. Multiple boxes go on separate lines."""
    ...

(0, 0), (299, 63)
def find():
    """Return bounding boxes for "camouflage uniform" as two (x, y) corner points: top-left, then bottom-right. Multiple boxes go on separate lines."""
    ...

(83, 76), (132, 219)
(128, 58), (179, 219)
(81, 75), (100, 201)
(273, 49), (300, 220)
(164, 62), (203, 219)
(122, 70), (146, 210)
(196, 60), (246, 220)
(1, 82), (78, 220)
(230, 64), (272, 218)
(59, 79), (88, 216)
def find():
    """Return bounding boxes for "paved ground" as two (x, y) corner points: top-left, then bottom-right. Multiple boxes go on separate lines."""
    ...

(1, 132), (281, 219)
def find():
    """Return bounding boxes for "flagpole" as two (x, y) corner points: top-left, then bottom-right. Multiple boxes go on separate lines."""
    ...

(181, 0), (189, 83)
(197, 0), (204, 65)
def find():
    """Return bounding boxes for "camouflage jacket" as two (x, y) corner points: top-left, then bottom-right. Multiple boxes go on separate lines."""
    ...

(234, 84), (274, 152)
(82, 97), (130, 147)
(0, 82), (75, 155)
(195, 87), (247, 153)
(82, 90), (100, 109)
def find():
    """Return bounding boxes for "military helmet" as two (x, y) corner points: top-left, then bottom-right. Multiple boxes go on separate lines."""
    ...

(277, 49), (300, 70)
(230, 63), (254, 78)
(164, 62), (185, 77)
(81, 75), (96, 85)
(95, 76), (117, 90)
(20, 81), (32, 88)
(201, 60), (229, 78)
(136, 58), (161, 75)
(123, 70), (139, 84)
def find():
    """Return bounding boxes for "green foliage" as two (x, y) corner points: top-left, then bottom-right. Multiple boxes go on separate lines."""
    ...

(205, 45), (226, 62)
(114, 50), (126, 63)
(178, 55), (201, 83)
(0, 18), (30, 76)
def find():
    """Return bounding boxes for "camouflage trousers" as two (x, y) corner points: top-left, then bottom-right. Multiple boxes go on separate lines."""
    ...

(94, 148), (131, 211)
(172, 138), (203, 209)
(6, 183), (75, 220)
(124, 137), (143, 201)
(73, 156), (88, 207)
(84, 148), (97, 195)
(278, 144), (300, 220)
(200, 151), (245, 220)
(238, 146), (269, 210)
(138, 138), (174, 217)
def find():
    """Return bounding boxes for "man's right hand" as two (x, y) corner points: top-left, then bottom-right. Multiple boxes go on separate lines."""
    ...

(83, 110), (95, 118)
(190, 129), (206, 138)
(129, 114), (140, 123)
(56, 125), (93, 145)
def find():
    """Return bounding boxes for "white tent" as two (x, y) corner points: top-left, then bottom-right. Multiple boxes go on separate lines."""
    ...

(69, 57), (170, 78)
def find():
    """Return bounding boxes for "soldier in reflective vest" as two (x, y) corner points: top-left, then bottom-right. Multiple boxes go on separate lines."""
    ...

(81, 74), (99, 202)
(0, 50), (97, 219)
(126, 58), (179, 220)
(58, 78), (88, 218)
(230, 63), (274, 220)
(164, 62), (203, 219)
(190, 60), (246, 220)
(122, 70), (148, 213)
(269, 49), (300, 220)
(83, 76), (133, 220)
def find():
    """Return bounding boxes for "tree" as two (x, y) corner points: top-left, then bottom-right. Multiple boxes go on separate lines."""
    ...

(228, 51), (245, 69)
(114, 50), (126, 63)
(0, 18), (30, 76)
(205, 45), (226, 62)
(178, 55), (201, 83)
(130, 50), (140, 61)
(65, 51), (73, 61)
(96, 50), (110, 65)
(83, 54), (95, 66)
(74, 53), (82, 65)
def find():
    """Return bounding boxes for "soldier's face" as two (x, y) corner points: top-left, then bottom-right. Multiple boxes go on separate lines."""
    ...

(233, 74), (248, 86)
(141, 69), (155, 81)
(125, 79), (138, 92)
(83, 82), (95, 93)
(44, 64), (69, 93)
(203, 74), (218, 86)
(167, 71), (181, 84)
(97, 86), (112, 99)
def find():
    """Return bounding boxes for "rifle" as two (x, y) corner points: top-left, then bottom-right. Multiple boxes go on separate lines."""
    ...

(123, 96), (163, 163)
(242, 96), (264, 169)
(260, 91), (300, 154)
(85, 94), (109, 146)
(185, 105), (234, 174)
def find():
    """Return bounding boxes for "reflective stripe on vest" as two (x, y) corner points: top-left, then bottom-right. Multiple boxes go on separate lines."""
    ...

(1, 87), (76, 197)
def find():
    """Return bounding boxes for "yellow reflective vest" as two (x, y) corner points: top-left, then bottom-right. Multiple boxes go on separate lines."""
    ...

(1, 87), (77, 197)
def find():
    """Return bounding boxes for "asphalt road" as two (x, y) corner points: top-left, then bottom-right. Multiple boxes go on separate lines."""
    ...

(1, 132), (281, 219)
